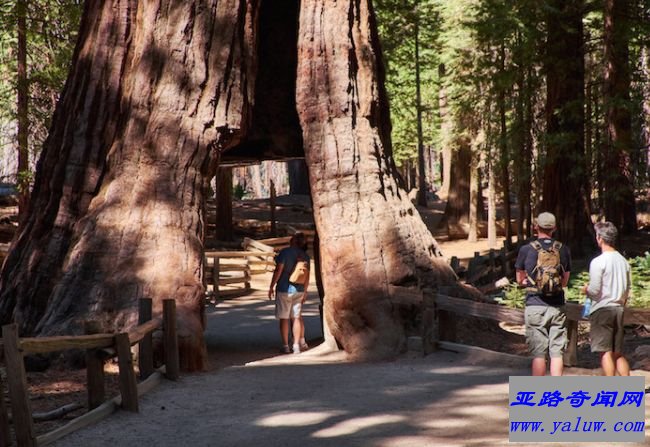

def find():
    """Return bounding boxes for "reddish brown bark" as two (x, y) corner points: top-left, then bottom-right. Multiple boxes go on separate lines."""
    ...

(542, 0), (589, 253)
(296, 0), (468, 359)
(0, 0), (260, 370)
(2, 0), (472, 366)
(445, 142), (472, 226)
(603, 0), (637, 233)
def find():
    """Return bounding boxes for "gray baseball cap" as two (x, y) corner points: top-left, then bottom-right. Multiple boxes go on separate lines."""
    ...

(536, 212), (556, 229)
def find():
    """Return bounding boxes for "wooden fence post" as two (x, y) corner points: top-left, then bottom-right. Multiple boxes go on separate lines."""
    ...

(213, 257), (220, 301)
(498, 247), (507, 277)
(421, 291), (438, 354)
(115, 333), (138, 412)
(163, 299), (179, 380)
(138, 298), (154, 380)
(244, 264), (251, 291)
(0, 368), (11, 447)
(269, 180), (277, 237)
(450, 256), (460, 275)
(563, 319), (578, 367)
(84, 321), (105, 411)
(2, 324), (35, 447)
(438, 309), (457, 342)
(488, 249), (496, 282)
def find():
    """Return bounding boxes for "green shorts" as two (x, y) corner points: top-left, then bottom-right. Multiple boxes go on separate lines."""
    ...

(589, 306), (625, 353)
(525, 305), (567, 359)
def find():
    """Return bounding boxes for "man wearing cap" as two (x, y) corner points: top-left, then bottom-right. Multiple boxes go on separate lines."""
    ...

(582, 222), (631, 376)
(515, 212), (572, 376)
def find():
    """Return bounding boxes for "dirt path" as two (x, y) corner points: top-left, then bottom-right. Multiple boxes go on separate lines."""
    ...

(51, 273), (650, 447)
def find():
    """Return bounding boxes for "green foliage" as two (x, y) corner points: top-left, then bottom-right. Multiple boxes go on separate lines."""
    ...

(564, 271), (591, 303)
(374, 0), (440, 167)
(0, 0), (82, 171)
(503, 254), (650, 308)
(232, 183), (247, 200)
(500, 283), (525, 309)
(629, 252), (650, 308)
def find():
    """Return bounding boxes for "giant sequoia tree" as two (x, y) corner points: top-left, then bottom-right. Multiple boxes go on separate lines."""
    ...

(297, 0), (467, 358)
(542, 0), (590, 252)
(0, 0), (465, 367)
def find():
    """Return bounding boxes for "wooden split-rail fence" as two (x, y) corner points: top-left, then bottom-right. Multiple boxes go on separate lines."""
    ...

(450, 240), (520, 288)
(203, 229), (316, 300)
(0, 298), (179, 447)
(419, 288), (650, 366)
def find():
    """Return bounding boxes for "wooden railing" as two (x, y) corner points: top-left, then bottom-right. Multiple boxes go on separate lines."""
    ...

(203, 249), (274, 299)
(421, 289), (650, 367)
(450, 240), (520, 288)
(203, 232), (316, 300)
(0, 298), (179, 447)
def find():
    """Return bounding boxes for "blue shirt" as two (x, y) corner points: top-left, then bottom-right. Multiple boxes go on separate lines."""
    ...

(515, 238), (571, 307)
(275, 247), (310, 293)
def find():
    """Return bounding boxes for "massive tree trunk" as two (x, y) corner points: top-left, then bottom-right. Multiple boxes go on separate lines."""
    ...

(0, 0), (259, 370)
(296, 0), (466, 359)
(2, 0), (471, 366)
(603, 0), (637, 233)
(542, 0), (589, 253)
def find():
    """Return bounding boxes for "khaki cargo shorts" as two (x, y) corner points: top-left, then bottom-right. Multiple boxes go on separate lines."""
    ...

(275, 291), (304, 319)
(589, 306), (625, 353)
(525, 305), (567, 359)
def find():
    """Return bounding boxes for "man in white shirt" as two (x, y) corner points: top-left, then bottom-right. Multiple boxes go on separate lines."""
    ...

(582, 222), (631, 376)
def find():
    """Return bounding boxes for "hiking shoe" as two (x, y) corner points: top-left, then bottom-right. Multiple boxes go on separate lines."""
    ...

(292, 344), (301, 354)
(280, 345), (291, 354)
(299, 342), (309, 351)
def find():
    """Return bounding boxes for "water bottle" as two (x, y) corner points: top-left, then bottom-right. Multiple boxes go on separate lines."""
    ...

(582, 299), (591, 318)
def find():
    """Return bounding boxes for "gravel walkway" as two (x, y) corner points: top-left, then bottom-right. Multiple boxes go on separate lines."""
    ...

(52, 277), (649, 447)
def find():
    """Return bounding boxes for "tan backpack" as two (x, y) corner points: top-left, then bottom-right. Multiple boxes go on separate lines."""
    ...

(289, 259), (309, 284)
(527, 240), (564, 296)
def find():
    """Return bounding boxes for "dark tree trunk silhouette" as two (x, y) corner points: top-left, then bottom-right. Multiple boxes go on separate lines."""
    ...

(414, 17), (427, 207)
(445, 142), (471, 227)
(0, 0), (260, 370)
(542, 0), (589, 253)
(498, 44), (511, 248)
(438, 64), (452, 198)
(17, 0), (29, 220)
(603, 0), (636, 233)
(297, 0), (470, 359)
(215, 168), (234, 241)
(288, 159), (310, 195)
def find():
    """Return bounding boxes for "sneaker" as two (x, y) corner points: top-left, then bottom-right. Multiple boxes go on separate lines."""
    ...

(292, 344), (300, 354)
(280, 345), (291, 354)
(299, 342), (309, 351)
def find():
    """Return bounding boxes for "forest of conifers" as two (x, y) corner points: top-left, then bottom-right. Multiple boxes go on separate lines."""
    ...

(1, 0), (649, 245)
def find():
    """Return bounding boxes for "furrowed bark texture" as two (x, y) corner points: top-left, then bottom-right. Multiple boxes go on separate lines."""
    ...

(603, 0), (636, 233)
(296, 0), (463, 359)
(0, 0), (259, 370)
(542, 0), (589, 253)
